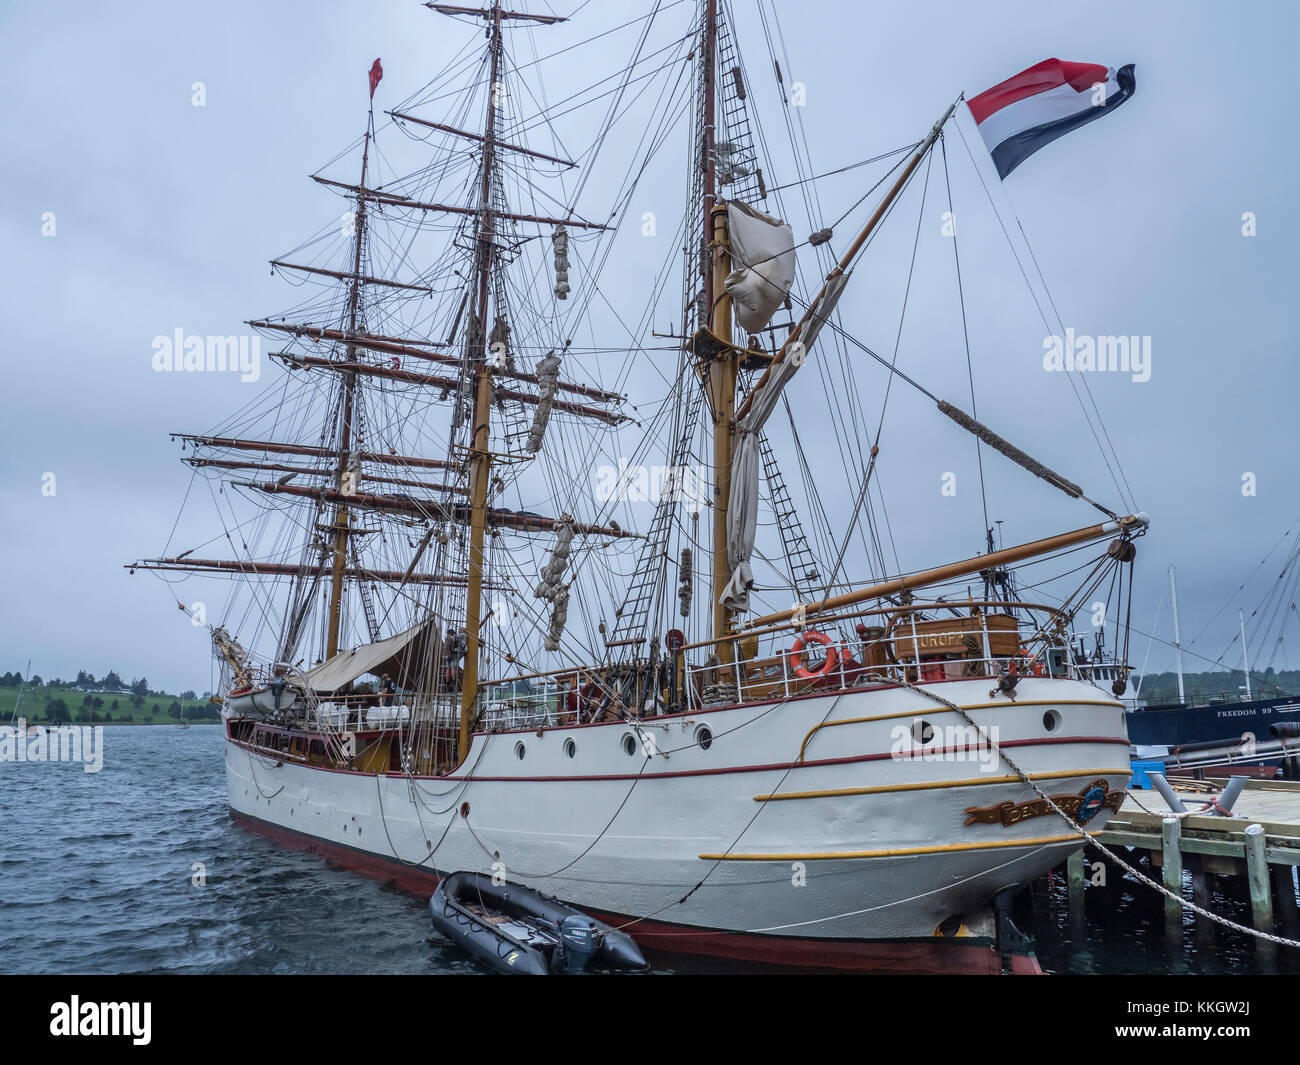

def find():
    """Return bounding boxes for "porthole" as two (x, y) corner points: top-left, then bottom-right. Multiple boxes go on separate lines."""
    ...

(695, 725), (713, 751)
(1043, 709), (1062, 733)
(912, 719), (935, 745)
(514, 740), (526, 760)
(622, 733), (638, 757)
(564, 738), (577, 759)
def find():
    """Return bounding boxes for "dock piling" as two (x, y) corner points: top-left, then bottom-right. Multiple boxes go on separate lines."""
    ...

(1271, 864), (1299, 938)
(1244, 823), (1276, 962)
(1162, 816), (1184, 943)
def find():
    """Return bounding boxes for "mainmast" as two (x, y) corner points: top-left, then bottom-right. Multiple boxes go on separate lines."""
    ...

(446, 0), (568, 763)
(459, 0), (505, 763)
(137, 8), (634, 712)
(324, 114), (374, 659)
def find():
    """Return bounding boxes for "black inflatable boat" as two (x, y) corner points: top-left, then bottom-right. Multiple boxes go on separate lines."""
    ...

(428, 871), (649, 975)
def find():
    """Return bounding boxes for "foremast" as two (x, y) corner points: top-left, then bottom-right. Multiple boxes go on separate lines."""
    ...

(132, 5), (639, 725)
(325, 112), (375, 659)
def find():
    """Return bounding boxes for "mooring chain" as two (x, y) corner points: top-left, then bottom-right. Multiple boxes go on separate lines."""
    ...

(868, 673), (1300, 950)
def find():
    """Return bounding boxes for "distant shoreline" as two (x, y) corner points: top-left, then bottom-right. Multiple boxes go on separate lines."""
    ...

(2, 684), (221, 728)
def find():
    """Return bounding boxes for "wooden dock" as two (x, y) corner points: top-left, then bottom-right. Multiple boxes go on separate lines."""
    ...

(1069, 777), (1300, 955)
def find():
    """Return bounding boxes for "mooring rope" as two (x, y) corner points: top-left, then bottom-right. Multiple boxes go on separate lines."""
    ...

(870, 672), (1300, 950)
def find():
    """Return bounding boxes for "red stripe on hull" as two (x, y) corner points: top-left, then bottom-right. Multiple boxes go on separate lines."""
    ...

(227, 725), (1128, 784)
(230, 809), (1039, 974)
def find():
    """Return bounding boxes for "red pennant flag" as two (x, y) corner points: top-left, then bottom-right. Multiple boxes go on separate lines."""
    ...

(368, 58), (384, 99)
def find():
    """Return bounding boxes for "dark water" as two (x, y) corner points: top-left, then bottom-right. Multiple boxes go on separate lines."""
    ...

(2, 725), (1295, 975)
(1, 725), (481, 974)
(1031, 856), (1300, 976)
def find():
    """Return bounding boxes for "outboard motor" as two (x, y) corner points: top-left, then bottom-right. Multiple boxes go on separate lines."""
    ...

(552, 916), (600, 972)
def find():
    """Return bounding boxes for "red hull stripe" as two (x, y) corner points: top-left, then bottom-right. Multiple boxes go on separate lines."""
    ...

(229, 729), (1128, 784)
(968, 58), (1109, 124)
(229, 809), (1030, 973)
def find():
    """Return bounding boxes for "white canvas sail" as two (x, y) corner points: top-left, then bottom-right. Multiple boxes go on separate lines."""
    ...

(721, 272), (850, 613)
(304, 619), (437, 693)
(723, 201), (796, 334)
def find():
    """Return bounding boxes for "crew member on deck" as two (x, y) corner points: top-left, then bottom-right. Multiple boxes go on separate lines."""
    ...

(380, 673), (396, 708)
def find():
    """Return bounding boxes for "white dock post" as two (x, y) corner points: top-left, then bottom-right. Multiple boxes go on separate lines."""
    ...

(1162, 816), (1184, 942)
(1244, 823), (1275, 962)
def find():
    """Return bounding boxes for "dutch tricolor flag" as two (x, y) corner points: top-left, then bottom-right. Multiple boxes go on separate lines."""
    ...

(968, 58), (1136, 179)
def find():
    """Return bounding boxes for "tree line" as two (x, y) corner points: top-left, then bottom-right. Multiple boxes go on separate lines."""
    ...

(1138, 666), (1299, 705)
(1, 669), (203, 702)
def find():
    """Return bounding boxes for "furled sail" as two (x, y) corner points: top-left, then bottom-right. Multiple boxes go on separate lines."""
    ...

(535, 515), (574, 651)
(525, 351), (562, 453)
(723, 201), (796, 333)
(721, 272), (850, 613)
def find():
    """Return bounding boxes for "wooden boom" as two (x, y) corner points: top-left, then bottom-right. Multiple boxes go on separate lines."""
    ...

(746, 514), (1149, 629)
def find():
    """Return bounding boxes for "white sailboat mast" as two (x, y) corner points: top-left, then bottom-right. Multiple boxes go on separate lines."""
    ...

(1169, 564), (1186, 703)
(1240, 607), (1252, 698)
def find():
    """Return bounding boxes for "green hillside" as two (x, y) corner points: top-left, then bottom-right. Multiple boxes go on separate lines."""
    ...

(0, 680), (219, 725)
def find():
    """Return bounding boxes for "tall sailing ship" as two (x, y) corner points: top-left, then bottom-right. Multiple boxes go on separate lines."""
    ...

(132, 1), (1148, 971)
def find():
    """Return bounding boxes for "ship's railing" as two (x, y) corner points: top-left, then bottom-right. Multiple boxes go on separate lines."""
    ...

(472, 601), (1120, 719)
(1145, 689), (1295, 710)
(682, 632), (1025, 710)
(310, 696), (462, 730)
(477, 693), (563, 731)
(681, 605), (1088, 710)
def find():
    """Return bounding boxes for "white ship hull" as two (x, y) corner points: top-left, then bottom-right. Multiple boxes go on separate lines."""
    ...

(225, 675), (1131, 971)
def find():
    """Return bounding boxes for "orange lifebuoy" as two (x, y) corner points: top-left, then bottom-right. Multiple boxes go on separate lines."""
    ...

(789, 630), (840, 680)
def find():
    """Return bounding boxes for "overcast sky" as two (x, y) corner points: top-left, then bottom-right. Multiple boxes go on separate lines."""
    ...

(3, 0), (1298, 693)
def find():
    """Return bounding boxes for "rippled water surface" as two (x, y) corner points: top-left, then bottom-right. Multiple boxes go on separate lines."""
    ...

(2, 726), (481, 974)
(3, 725), (1295, 975)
